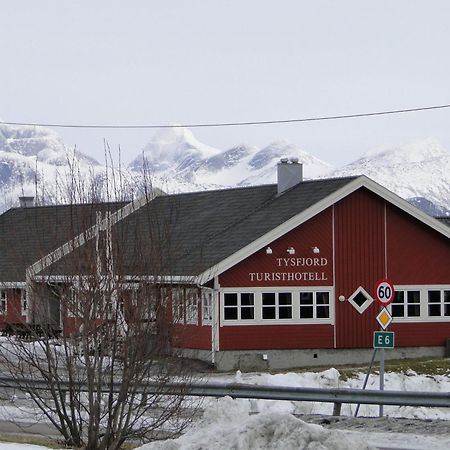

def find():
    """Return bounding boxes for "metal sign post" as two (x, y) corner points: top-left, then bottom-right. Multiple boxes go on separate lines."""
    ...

(374, 278), (395, 418)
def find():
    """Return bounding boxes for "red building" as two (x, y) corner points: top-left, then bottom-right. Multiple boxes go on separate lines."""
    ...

(1, 160), (449, 370)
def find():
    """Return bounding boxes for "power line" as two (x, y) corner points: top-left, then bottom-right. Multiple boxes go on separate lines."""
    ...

(1, 103), (450, 130)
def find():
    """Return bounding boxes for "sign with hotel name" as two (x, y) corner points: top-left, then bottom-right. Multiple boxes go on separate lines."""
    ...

(249, 257), (329, 282)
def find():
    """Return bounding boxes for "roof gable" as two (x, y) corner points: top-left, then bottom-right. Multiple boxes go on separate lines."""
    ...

(197, 176), (450, 282)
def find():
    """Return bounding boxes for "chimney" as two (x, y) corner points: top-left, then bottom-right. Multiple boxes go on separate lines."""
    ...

(277, 158), (303, 195)
(19, 196), (35, 208)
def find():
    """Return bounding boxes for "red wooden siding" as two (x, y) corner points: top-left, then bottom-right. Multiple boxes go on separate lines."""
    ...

(219, 209), (334, 287)
(0, 289), (25, 325)
(219, 324), (334, 350)
(173, 324), (211, 350)
(386, 205), (450, 284)
(334, 189), (386, 348)
(391, 322), (450, 347)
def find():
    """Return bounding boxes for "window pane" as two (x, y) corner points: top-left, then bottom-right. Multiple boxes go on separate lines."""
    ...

(429, 304), (441, 316)
(241, 293), (254, 306)
(316, 292), (330, 305)
(408, 291), (420, 304)
(300, 292), (313, 305)
(428, 291), (441, 303)
(224, 308), (237, 320)
(317, 305), (329, 318)
(300, 305), (313, 318)
(224, 293), (237, 306)
(279, 306), (292, 319)
(393, 291), (404, 304)
(241, 306), (254, 320)
(262, 306), (276, 319)
(279, 292), (292, 305)
(444, 303), (450, 316)
(407, 304), (420, 317)
(392, 304), (404, 317)
(262, 293), (276, 305)
(444, 291), (450, 303)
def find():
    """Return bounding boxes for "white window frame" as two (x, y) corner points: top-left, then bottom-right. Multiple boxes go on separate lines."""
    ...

(185, 288), (199, 325)
(261, 292), (293, 320)
(299, 291), (331, 320)
(220, 287), (334, 326)
(202, 290), (213, 325)
(388, 285), (450, 322)
(347, 286), (374, 314)
(21, 289), (27, 315)
(172, 288), (184, 324)
(390, 289), (421, 319)
(427, 289), (450, 318)
(172, 287), (199, 326)
(0, 290), (7, 314)
(223, 292), (255, 322)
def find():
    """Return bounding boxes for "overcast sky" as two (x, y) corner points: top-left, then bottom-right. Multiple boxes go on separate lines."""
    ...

(1, 1), (450, 167)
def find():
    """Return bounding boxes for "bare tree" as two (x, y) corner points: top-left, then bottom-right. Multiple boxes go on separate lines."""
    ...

(0, 162), (202, 449)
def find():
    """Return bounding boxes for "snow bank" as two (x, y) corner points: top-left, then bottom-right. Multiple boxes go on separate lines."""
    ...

(207, 367), (450, 419)
(138, 397), (373, 450)
(0, 445), (52, 450)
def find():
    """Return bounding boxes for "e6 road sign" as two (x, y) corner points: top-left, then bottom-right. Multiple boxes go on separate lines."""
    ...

(373, 331), (395, 349)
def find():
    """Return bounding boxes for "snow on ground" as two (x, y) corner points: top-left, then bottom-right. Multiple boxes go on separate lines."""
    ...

(137, 396), (374, 450)
(0, 445), (52, 450)
(0, 367), (450, 449)
(204, 367), (450, 419)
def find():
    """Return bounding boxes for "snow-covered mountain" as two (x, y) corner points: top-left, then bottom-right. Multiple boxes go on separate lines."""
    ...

(190, 139), (332, 186)
(330, 138), (450, 215)
(127, 127), (332, 188)
(0, 123), (132, 210)
(129, 127), (221, 173)
(0, 122), (448, 217)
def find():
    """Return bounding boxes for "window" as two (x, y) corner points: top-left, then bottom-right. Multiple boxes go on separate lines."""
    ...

(221, 289), (333, 324)
(202, 291), (213, 324)
(428, 290), (450, 317)
(299, 291), (330, 319)
(392, 290), (420, 318)
(21, 289), (27, 314)
(172, 288), (184, 323)
(262, 292), (292, 320)
(316, 292), (330, 318)
(172, 288), (198, 325)
(0, 290), (6, 314)
(186, 288), (199, 325)
(388, 287), (450, 321)
(224, 293), (254, 321)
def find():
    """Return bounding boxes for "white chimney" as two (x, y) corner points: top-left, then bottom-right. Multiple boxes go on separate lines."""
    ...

(19, 196), (35, 208)
(277, 158), (303, 195)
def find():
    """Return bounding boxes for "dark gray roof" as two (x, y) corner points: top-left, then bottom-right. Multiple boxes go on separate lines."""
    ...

(8, 177), (358, 281)
(0, 202), (127, 282)
(111, 176), (358, 277)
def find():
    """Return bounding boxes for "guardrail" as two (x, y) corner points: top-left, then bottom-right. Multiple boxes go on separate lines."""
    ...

(0, 377), (448, 411)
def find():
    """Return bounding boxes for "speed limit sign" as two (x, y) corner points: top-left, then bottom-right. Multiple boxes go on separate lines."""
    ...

(375, 279), (395, 306)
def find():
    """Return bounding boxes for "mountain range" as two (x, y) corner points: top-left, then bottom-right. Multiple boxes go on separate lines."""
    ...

(0, 122), (449, 217)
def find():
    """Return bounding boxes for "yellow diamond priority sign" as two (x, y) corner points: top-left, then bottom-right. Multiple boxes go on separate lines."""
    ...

(376, 308), (392, 330)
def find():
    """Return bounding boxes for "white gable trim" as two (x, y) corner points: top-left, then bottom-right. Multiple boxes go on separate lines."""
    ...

(197, 175), (450, 284)
(27, 192), (157, 278)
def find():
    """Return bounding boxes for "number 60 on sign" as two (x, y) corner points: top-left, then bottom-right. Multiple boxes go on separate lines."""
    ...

(375, 279), (395, 306)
